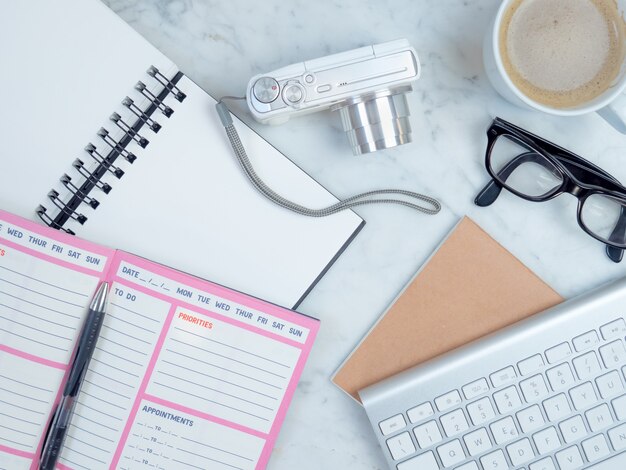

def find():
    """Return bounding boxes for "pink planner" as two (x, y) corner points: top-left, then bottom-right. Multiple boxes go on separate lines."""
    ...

(0, 208), (319, 470)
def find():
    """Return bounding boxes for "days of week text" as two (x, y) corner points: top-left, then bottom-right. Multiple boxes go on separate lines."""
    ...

(3, 225), (102, 265)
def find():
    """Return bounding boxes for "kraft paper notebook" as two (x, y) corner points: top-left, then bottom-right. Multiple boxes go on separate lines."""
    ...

(332, 217), (564, 402)
(0, 0), (363, 310)
(0, 208), (318, 469)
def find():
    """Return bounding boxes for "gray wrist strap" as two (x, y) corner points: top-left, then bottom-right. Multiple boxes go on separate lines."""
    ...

(216, 100), (441, 217)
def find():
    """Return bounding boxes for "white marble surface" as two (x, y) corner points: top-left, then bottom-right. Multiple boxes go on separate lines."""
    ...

(102, 0), (626, 468)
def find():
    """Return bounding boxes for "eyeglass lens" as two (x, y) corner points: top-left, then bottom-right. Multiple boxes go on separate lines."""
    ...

(581, 194), (626, 247)
(489, 135), (563, 199)
(489, 133), (626, 248)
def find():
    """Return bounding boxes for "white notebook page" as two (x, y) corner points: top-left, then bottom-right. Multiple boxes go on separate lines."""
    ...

(78, 75), (363, 308)
(0, 0), (363, 308)
(0, 0), (176, 219)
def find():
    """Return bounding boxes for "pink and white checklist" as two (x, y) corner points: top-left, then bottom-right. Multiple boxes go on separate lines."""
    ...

(0, 209), (320, 470)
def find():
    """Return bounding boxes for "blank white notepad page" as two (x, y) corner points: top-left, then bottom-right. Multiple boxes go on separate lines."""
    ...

(0, 0), (363, 308)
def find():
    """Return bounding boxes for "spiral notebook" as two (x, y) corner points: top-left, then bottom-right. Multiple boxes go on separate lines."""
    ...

(0, 208), (319, 470)
(0, 0), (363, 309)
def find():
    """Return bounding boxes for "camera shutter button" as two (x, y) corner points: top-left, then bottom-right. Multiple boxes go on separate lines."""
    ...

(253, 77), (280, 103)
(283, 83), (305, 105)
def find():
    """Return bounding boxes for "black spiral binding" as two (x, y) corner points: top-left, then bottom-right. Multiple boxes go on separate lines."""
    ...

(37, 66), (185, 231)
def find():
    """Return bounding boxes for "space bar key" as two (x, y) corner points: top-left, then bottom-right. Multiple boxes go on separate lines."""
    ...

(588, 452), (626, 469)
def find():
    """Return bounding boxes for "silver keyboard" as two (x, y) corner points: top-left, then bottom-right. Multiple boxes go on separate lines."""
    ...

(360, 278), (626, 470)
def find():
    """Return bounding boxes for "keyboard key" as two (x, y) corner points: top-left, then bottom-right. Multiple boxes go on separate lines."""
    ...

(518, 354), (545, 376)
(507, 437), (535, 466)
(543, 393), (571, 421)
(546, 342), (572, 364)
(529, 456), (556, 470)
(559, 415), (587, 444)
(596, 370), (624, 399)
(463, 378), (489, 400)
(586, 404), (613, 432)
(546, 363), (575, 391)
(517, 404), (545, 433)
(396, 451), (438, 470)
(490, 366), (516, 388)
(569, 382), (597, 411)
(440, 408), (468, 437)
(600, 318), (626, 340)
(573, 330), (600, 352)
(480, 449), (507, 469)
(464, 428), (491, 456)
(572, 351), (602, 380)
(555, 445), (583, 470)
(493, 385), (522, 414)
(490, 416), (519, 445)
(520, 374), (550, 402)
(612, 394), (626, 420)
(608, 422), (626, 450)
(585, 452), (626, 469)
(379, 414), (406, 436)
(435, 390), (461, 412)
(407, 402), (434, 424)
(437, 439), (465, 467)
(599, 340), (626, 368)
(386, 431), (415, 460)
(582, 434), (610, 462)
(455, 462), (479, 470)
(467, 397), (495, 426)
(413, 420), (443, 448)
(533, 426), (561, 454)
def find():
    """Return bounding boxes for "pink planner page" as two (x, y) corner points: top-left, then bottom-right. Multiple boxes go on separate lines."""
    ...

(0, 209), (320, 470)
(0, 209), (114, 469)
(97, 250), (320, 470)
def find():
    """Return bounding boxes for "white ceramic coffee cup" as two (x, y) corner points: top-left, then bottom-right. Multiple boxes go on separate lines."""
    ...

(484, 0), (626, 133)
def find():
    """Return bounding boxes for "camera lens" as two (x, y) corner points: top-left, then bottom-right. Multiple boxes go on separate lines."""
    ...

(332, 86), (413, 155)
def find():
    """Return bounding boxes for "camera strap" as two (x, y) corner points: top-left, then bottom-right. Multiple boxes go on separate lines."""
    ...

(215, 98), (441, 217)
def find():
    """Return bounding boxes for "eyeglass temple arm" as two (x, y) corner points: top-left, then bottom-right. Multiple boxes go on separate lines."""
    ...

(474, 180), (502, 207)
(474, 152), (549, 207)
(607, 206), (626, 263)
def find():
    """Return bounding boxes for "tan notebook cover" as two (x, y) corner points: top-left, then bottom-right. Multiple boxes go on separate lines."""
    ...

(332, 217), (564, 402)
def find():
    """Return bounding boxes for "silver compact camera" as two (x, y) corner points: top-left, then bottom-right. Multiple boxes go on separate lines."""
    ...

(246, 39), (421, 155)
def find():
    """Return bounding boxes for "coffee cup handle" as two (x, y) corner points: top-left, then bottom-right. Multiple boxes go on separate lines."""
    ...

(597, 93), (626, 134)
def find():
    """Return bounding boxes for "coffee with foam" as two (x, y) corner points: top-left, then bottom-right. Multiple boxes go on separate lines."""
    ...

(500, 0), (626, 108)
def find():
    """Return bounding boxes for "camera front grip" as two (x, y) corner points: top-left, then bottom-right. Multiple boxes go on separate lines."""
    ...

(597, 91), (626, 134)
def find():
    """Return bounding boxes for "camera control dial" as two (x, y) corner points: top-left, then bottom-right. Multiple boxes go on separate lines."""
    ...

(282, 82), (305, 105)
(253, 77), (280, 103)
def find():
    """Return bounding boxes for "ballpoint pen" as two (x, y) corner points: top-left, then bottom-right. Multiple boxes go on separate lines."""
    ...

(39, 282), (110, 470)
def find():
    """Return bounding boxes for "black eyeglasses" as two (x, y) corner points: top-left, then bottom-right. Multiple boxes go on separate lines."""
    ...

(475, 117), (626, 263)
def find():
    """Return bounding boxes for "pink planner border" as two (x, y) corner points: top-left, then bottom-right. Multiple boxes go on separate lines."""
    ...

(106, 251), (320, 470)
